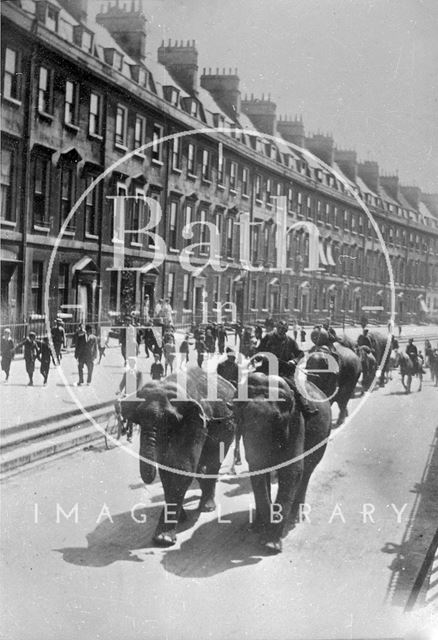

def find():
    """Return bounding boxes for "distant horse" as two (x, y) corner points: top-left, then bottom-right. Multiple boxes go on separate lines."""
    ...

(393, 351), (423, 393)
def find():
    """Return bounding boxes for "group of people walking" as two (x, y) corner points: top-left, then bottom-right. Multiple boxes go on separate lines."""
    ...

(1, 321), (65, 386)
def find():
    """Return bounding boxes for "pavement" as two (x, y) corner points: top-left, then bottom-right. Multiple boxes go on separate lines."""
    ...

(0, 323), (437, 432)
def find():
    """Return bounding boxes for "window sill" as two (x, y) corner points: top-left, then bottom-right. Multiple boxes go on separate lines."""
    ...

(115, 142), (128, 152)
(134, 152), (146, 160)
(33, 224), (51, 232)
(38, 110), (54, 122)
(187, 172), (197, 180)
(217, 183), (225, 190)
(169, 248), (179, 254)
(63, 229), (76, 236)
(0, 219), (16, 227)
(172, 167), (182, 174)
(241, 193), (249, 200)
(202, 177), (212, 185)
(85, 233), (98, 241)
(88, 132), (103, 141)
(130, 242), (142, 248)
(64, 122), (79, 133)
(2, 95), (22, 107)
(229, 188), (237, 195)
(255, 199), (263, 206)
(152, 159), (164, 167)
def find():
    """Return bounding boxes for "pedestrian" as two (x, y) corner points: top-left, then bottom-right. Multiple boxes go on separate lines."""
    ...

(119, 319), (137, 365)
(16, 331), (40, 386)
(51, 318), (66, 363)
(162, 298), (174, 324)
(163, 340), (176, 375)
(217, 347), (239, 387)
(38, 336), (55, 385)
(154, 298), (163, 321)
(1, 328), (14, 382)
(75, 324), (98, 385)
(217, 324), (228, 354)
(150, 352), (164, 381)
(398, 324), (402, 337)
(98, 328), (110, 364)
(143, 324), (155, 359)
(265, 316), (275, 333)
(117, 356), (144, 442)
(241, 327), (253, 357)
(300, 326), (307, 343)
(179, 334), (191, 368)
(205, 328), (215, 354)
(195, 334), (206, 368)
(292, 320), (298, 341)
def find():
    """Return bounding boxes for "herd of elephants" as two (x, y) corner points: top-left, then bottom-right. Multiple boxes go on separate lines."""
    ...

(121, 326), (437, 553)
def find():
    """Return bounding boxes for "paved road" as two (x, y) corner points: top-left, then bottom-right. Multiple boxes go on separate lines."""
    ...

(1, 369), (437, 639)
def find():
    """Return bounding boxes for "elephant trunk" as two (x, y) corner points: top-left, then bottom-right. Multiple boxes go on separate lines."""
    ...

(139, 426), (158, 484)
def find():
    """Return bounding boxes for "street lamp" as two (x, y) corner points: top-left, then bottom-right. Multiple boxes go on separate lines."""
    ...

(342, 278), (350, 331)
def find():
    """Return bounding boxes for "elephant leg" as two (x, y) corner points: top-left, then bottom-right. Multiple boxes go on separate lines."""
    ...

(197, 423), (234, 512)
(248, 472), (272, 535)
(289, 448), (326, 526)
(263, 461), (303, 549)
(153, 470), (193, 547)
(336, 399), (348, 426)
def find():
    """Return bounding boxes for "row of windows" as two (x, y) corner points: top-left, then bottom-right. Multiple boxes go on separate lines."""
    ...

(3, 144), (438, 273)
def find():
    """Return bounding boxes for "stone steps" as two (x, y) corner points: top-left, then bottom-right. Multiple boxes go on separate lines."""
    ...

(0, 402), (113, 476)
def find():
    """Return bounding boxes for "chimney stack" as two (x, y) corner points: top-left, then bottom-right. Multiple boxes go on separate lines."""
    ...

(277, 115), (305, 148)
(358, 161), (380, 193)
(200, 68), (240, 120)
(305, 133), (334, 166)
(95, 2), (147, 62)
(241, 95), (277, 136)
(400, 186), (421, 210)
(334, 149), (358, 182)
(157, 40), (198, 95)
(57, 0), (88, 23)
(421, 193), (438, 217)
(380, 175), (400, 201)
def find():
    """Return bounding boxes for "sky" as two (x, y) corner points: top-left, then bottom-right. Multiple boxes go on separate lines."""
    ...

(97, 0), (438, 192)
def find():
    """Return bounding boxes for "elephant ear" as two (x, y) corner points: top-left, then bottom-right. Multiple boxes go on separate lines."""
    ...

(120, 398), (143, 424)
(170, 399), (208, 445)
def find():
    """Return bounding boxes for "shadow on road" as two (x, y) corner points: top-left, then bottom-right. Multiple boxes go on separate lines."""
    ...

(383, 426), (438, 608)
(161, 510), (269, 578)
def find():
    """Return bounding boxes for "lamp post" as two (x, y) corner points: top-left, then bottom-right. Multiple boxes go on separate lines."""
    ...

(342, 277), (350, 331)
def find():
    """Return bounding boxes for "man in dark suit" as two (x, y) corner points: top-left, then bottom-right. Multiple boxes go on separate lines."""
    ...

(258, 320), (317, 418)
(75, 324), (98, 385)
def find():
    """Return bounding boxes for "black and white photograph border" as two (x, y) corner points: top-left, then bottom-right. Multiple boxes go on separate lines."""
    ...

(1, 1), (438, 639)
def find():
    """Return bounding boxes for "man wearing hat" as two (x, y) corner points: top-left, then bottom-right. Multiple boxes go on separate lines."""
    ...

(51, 318), (66, 363)
(258, 320), (318, 418)
(406, 338), (419, 373)
(357, 328), (373, 351)
(1, 328), (15, 382)
(16, 331), (40, 386)
(217, 347), (239, 388)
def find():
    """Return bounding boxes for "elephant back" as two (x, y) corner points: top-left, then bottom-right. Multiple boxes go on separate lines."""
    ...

(164, 367), (236, 420)
(367, 331), (391, 365)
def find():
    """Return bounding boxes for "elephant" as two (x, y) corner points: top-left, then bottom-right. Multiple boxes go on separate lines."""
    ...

(393, 351), (423, 393)
(124, 367), (236, 547)
(306, 339), (361, 426)
(356, 345), (377, 392)
(364, 330), (393, 386)
(234, 372), (331, 552)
